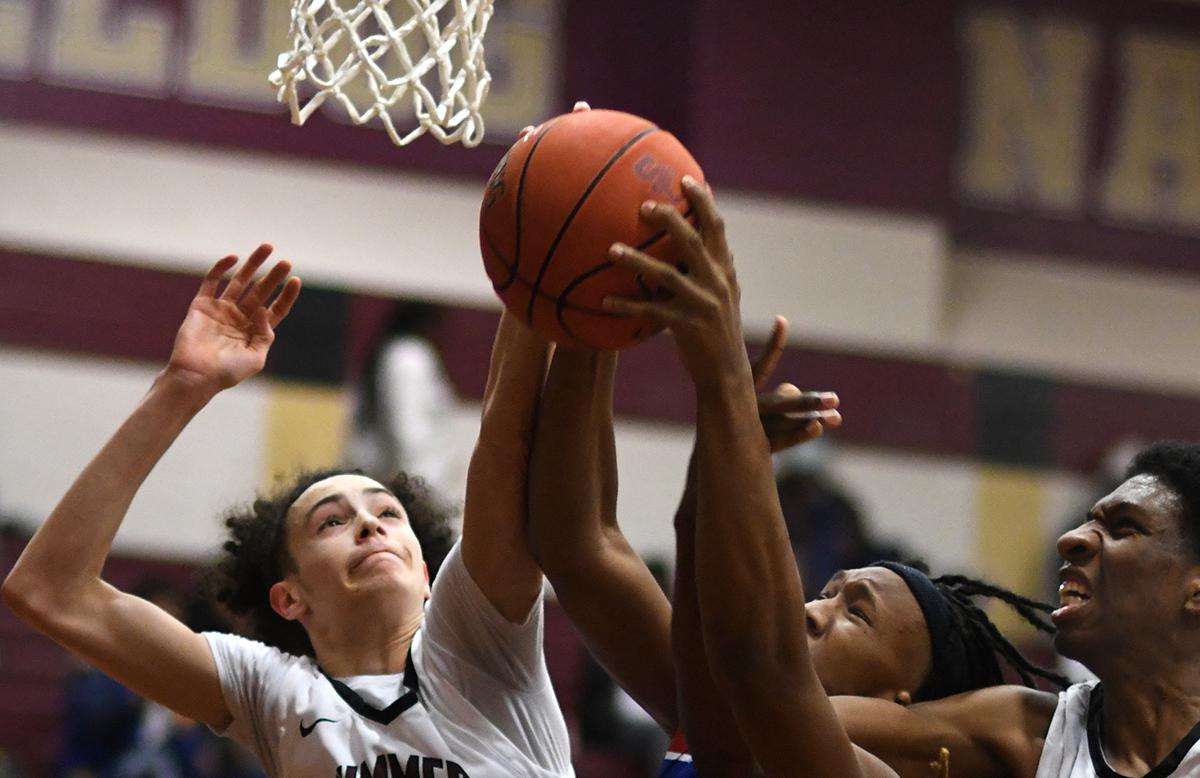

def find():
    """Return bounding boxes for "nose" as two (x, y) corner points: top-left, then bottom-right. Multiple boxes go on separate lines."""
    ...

(1056, 523), (1098, 563)
(805, 598), (832, 637)
(357, 510), (385, 540)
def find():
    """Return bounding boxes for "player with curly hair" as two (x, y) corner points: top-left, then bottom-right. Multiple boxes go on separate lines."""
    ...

(3, 245), (573, 778)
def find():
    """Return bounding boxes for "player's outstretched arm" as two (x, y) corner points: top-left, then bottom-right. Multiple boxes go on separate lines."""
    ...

(1, 246), (300, 731)
(527, 347), (678, 730)
(460, 309), (554, 623)
(605, 181), (894, 777)
(672, 319), (842, 775)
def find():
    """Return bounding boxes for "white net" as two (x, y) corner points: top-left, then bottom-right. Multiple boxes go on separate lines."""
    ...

(269, 0), (495, 147)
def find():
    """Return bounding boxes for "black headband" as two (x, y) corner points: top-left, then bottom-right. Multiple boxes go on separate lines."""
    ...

(870, 561), (977, 701)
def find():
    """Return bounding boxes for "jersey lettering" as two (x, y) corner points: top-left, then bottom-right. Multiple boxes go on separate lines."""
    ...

(336, 753), (469, 778)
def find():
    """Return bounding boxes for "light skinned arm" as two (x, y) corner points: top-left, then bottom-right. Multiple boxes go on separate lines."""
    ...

(527, 347), (677, 730)
(1, 246), (300, 730)
(605, 181), (895, 777)
(460, 309), (554, 623)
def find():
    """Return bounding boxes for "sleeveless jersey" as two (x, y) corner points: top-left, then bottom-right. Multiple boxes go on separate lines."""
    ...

(204, 542), (573, 778)
(1036, 681), (1200, 778)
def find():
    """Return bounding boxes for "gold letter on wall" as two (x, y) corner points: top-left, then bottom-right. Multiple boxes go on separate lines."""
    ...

(959, 9), (1098, 213)
(46, 0), (171, 96)
(1102, 32), (1200, 231)
(0, 0), (36, 76)
(183, 0), (291, 111)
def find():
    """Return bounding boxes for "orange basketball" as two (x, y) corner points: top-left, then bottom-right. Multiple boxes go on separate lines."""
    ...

(479, 108), (705, 350)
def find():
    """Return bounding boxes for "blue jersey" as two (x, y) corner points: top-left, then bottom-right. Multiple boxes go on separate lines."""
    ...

(659, 730), (696, 777)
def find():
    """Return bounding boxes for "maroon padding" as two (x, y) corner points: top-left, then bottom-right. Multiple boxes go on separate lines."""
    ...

(0, 249), (197, 363)
(1051, 384), (1200, 473)
(6, 248), (1200, 472)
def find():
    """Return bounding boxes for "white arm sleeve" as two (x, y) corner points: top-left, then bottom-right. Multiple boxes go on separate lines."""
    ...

(417, 542), (571, 774)
(203, 631), (292, 777)
(421, 540), (548, 690)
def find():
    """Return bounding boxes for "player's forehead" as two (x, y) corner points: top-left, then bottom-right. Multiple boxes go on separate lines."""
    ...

(1093, 473), (1176, 515)
(830, 566), (909, 598)
(289, 474), (396, 518)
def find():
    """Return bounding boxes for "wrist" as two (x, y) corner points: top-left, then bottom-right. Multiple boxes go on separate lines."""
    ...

(691, 359), (755, 397)
(152, 368), (220, 411)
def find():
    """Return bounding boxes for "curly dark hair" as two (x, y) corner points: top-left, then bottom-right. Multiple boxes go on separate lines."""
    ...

(202, 468), (458, 658)
(1124, 440), (1200, 559)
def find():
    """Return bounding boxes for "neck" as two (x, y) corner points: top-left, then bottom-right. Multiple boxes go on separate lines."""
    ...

(307, 603), (425, 677)
(1095, 655), (1200, 774)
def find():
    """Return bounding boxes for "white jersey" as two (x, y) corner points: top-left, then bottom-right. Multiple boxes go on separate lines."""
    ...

(1036, 681), (1200, 778)
(204, 542), (573, 778)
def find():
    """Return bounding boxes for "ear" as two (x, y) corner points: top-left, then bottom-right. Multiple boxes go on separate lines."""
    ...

(893, 690), (913, 707)
(423, 561), (432, 601)
(269, 580), (307, 622)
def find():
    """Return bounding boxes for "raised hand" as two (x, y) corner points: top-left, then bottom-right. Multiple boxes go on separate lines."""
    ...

(602, 177), (747, 387)
(166, 244), (301, 396)
(750, 315), (842, 452)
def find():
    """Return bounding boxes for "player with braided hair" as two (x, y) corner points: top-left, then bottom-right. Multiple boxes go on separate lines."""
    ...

(527, 251), (1065, 778)
(591, 181), (1200, 776)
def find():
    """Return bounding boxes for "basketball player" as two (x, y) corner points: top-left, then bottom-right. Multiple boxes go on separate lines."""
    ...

(2, 245), (574, 777)
(529, 313), (1066, 776)
(601, 180), (1200, 776)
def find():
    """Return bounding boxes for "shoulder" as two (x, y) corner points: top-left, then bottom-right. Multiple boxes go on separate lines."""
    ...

(915, 685), (1059, 738)
(203, 631), (318, 684)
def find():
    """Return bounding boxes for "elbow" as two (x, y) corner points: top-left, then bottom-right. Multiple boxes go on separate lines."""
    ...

(2, 563), (66, 630)
(1, 566), (37, 620)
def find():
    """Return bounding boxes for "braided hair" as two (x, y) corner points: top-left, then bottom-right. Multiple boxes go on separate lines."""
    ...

(930, 573), (1069, 694)
(872, 561), (1068, 701)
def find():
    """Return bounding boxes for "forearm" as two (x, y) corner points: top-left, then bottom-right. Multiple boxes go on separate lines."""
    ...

(693, 372), (808, 664)
(673, 457), (758, 773)
(693, 374), (871, 777)
(528, 348), (619, 566)
(3, 371), (212, 611)
(528, 347), (676, 729)
(461, 311), (553, 621)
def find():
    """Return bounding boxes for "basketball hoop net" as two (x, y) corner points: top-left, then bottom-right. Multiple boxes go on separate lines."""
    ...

(270, 0), (494, 147)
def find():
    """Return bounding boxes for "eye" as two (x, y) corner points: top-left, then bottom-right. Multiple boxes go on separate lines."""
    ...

(1111, 518), (1141, 537)
(317, 516), (344, 532)
(379, 508), (402, 520)
(849, 607), (872, 625)
(812, 591), (833, 601)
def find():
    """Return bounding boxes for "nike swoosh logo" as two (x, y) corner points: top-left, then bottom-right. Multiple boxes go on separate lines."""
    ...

(299, 717), (338, 738)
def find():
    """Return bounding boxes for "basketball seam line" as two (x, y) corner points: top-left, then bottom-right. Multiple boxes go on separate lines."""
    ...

(524, 125), (660, 325)
(554, 204), (697, 340)
(505, 270), (634, 317)
(506, 119), (560, 293)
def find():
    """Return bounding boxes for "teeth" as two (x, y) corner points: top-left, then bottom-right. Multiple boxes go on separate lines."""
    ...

(1058, 582), (1091, 607)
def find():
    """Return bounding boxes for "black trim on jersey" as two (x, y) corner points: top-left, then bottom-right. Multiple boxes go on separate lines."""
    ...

(320, 649), (422, 726)
(1087, 683), (1200, 778)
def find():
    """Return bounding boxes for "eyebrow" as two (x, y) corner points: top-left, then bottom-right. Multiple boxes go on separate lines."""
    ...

(304, 486), (400, 527)
(365, 487), (397, 499)
(1092, 500), (1147, 521)
(305, 493), (346, 526)
(844, 576), (880, 606)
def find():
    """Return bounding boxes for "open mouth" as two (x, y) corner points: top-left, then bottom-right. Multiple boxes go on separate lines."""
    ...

(1053, 577), (1092, 622)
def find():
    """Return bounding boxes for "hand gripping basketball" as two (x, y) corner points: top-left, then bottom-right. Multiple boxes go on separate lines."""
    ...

(479, 107), (705, 350)
(602, 178), (749, 384)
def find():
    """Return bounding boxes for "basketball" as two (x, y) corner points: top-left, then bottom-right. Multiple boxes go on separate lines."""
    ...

(479, 108), (705, 350)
